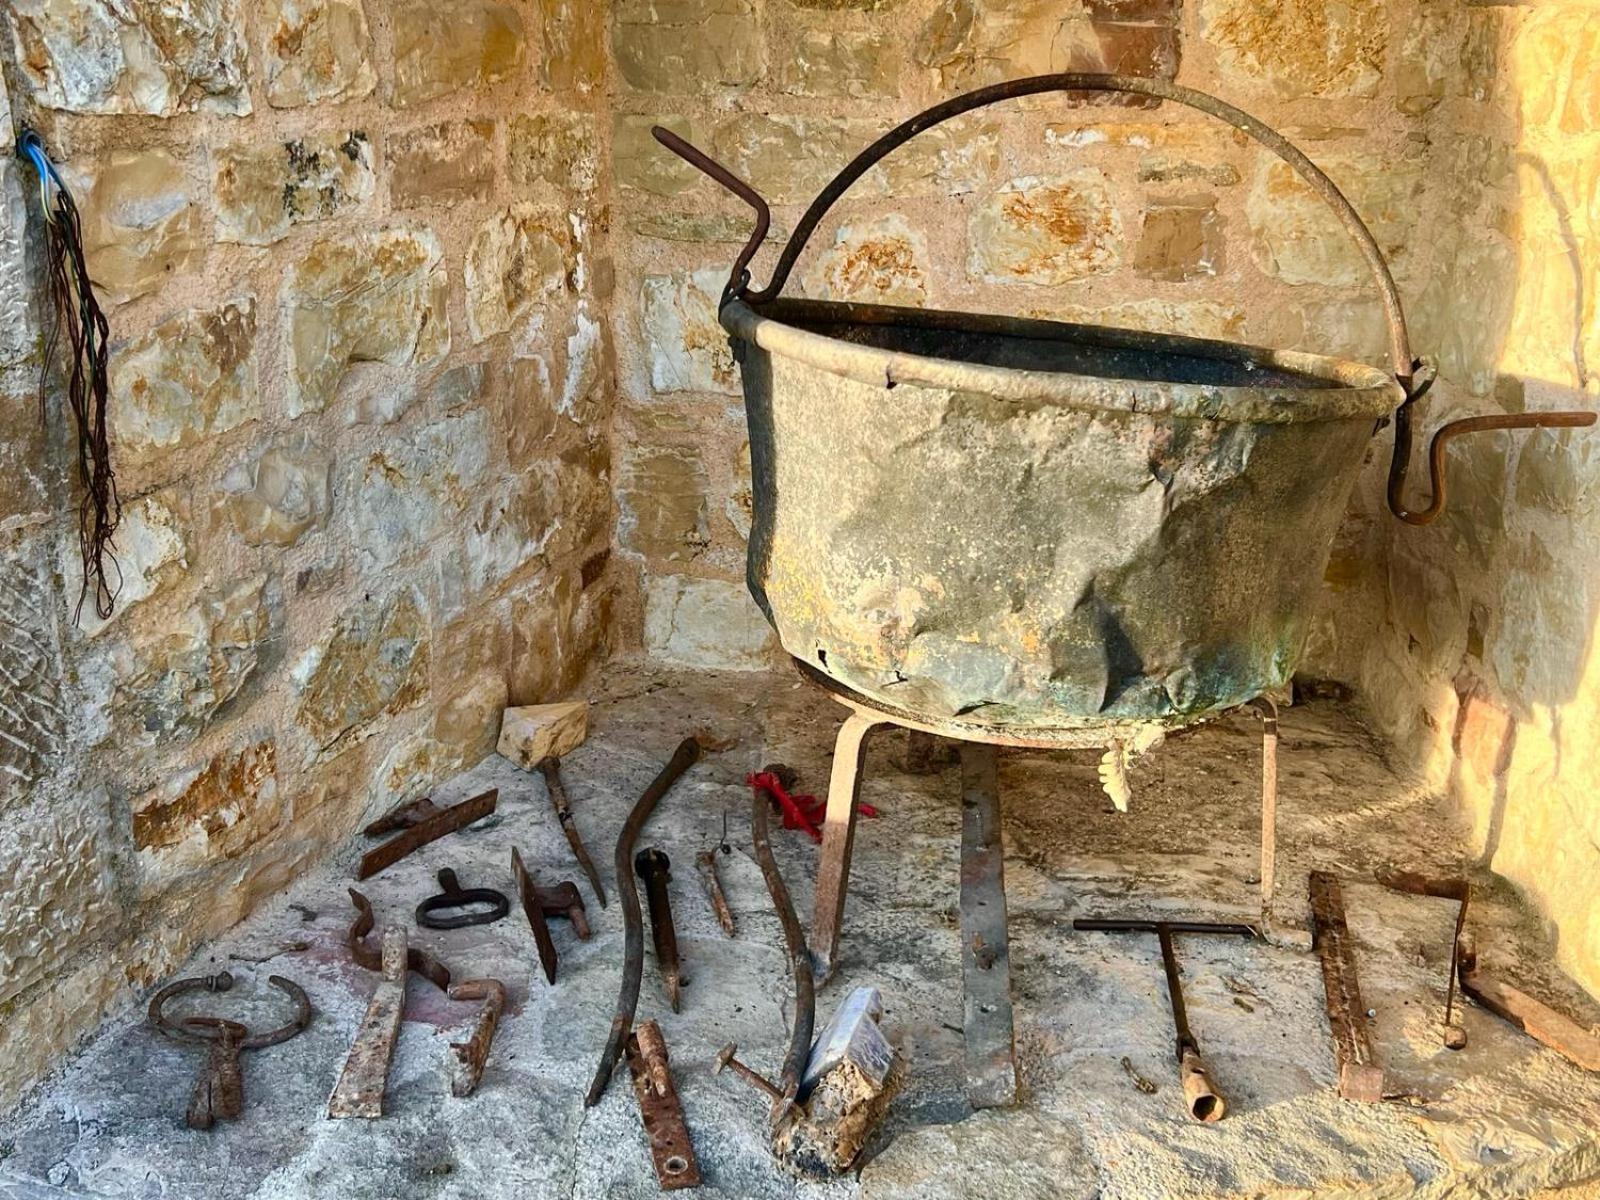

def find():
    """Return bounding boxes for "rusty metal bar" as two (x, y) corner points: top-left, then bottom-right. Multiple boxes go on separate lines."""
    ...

(1308, 871), (1384, 1101)
(585, 736), (703, 1107)
(416, 867), (510, 930)
(446, 979), (507, 1097)
(696, 848), (736, 937)
(539, 756), (608, 908)
(329, 926), (408, 1119)
(625, 1020), (703, 1190)
(1248, 696), (1279, 917)
(810, 712), (879, 982)
(347, 888), (451, 991)
(1459, 951), (1600, 1072)
(513, 847), (561, 986)
(751, 761), (816, 1127)
(959, 743), (1017, 1110)
(357, 789), (498, 880)
(1374, 869), (1470, 1046)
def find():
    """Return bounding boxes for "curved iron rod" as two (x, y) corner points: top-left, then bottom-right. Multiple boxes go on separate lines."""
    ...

(750, 775), (817, 1127)
(1388, 406), (1597, 525)
(651, 126), (771, 306)
(584, 736), (703, 1107)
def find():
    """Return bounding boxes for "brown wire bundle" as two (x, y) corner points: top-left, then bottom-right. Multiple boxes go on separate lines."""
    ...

(26, 135), (120, 621)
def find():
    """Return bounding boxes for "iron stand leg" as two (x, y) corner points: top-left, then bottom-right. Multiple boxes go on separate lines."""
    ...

(959, 743), (1018, 1108)
(810, 711), (879, 983)
(1249, 696), (1279, 919)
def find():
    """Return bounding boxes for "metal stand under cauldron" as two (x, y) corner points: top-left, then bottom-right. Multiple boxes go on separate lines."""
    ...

(794, 658), (1281, 1110)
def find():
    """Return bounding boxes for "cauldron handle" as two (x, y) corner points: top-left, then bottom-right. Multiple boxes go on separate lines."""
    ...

(652, 73), (1593, 525)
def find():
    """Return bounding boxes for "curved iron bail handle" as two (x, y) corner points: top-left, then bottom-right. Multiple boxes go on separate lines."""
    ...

(653, 73), (1593, 524)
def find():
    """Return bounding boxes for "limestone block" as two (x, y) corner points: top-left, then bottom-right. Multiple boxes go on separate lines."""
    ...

(115, 576), (275, 742)
(295, 587), (430, 749)
(644, 575), (776, 670)
(641, 269), (739, 396)
(625, 210), (782, 243)
(111, 298), (259, 459)
(69, 493), (187, 637)
(538, 0), (605, 91)
(872, 118), (1002, 199)
(214, 131), (374, 245)
(1134, 199), (1222, 282)
(0, 800), (115, 1006)
(711, 113), (874, 206)
(1395, 5), (1460, 117)
(497, 700), (589, 766)
(465, 205), (574, 343)
(391, 0), (526, 107)
(6, 0), (250, 115)
(1044, 299), (1245, 341)
(1247, 156), (1422, 288)
(621, 446), (710, 562)
(778, 29), (898, 99)
(435, 673), (510, 766)
(613, 0), (764, 93)
(915, 0), (975, 69)
(0, 538), (67, 807)
(352, 410), (490, 571)
(261, 0), (377, 107)
(219, 435), (333, 546)
(968, 172), (1123, 285)
(283, 227), (450, 415)
(728, 441), (754, 540)
(510, 112), (599, 194)
(790, 0), (902, 9)
(368, 731), (454, 811)
(1, 155), (37, 373)
(132, 740), (282, 866)
(1201, 0), (1385, 99)
(435, 468), (559, 618)
(613, 115), (704, 196)
(388, 121), (496, 210)
(803, 215), (930, 307)
(71, 149), (203, 305)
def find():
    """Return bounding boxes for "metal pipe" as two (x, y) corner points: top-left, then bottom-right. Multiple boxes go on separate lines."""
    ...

(584, 736), (703, 1107)
(1157, 929), (1225, 1123)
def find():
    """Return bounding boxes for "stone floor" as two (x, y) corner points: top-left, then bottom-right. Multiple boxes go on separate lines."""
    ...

(5, 664), (1600, 1200)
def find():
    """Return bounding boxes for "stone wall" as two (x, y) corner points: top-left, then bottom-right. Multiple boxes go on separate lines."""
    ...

(606, 0), (1600, 996)
(0, 0), (616, 1107)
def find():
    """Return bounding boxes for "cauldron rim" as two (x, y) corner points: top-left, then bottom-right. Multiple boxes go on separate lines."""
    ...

(722, 297), (1402, 427)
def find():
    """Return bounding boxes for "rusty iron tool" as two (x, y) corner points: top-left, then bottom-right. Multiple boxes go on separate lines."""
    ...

(1375, 868), (1471, 1048)
(446, 978), (507, 1097)
(329, 925), (409, 1119)
(1308, 871), (1385, 1101)
(510, 850), (592, 978)
(626, 1020), (703, 1190)
(750, 762), (816, 1128)
(696, 846), (736, 938)
(960, 743), (1017, 1109)
(1458, 944), (1600, 1072)
(148, 971), (313, 1130)
(585, 736), (703, 1107)
(1074, 918), (1257, 1122)
(347, 888), (450, 991)
(416, 867), (511, 930)
(357, 788), (498, 880)
(228, 941), (309, 964)
(636, 848), (685, 1013)
(538, 756), (607, 908)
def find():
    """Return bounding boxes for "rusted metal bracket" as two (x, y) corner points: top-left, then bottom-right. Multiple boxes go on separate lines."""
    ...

(347, 888), (451, 991)
(626, 1020), (702, 1190)
(1459, 946), (1600, 1072)
(446, 978), (507, 1097)
(636, 848), (685, 1013)
(148, 971), (312, 1130)
(416, 867), (510, 930)
(1375, 868), (1470, 1048)
(539, 756), (607, 907)
(511, 847), (590, 985)
(329, 926), (408, 1119)
(357, 789), (498, 880)
(696, 846), (736, 938)
(1308, 871), (1384, 1101)
(586, 736), (703, 1107)
(959, 743), (1017, 1109)
(1074, 918), (1256, 1121)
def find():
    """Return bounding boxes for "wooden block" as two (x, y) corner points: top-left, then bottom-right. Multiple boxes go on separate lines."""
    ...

(498, 701), (589, 767)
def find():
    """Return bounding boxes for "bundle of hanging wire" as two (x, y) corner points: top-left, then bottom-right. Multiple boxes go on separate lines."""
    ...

(18, 129), (120, 622)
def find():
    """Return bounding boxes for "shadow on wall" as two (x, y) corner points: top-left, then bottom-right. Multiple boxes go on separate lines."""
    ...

(1359, 4), (1600, 995)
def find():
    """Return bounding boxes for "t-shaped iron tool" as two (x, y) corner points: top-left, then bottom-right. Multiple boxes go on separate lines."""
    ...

(1073, 917), (1258, 1122)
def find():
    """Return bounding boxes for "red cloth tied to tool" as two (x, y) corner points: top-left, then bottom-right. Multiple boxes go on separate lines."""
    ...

(748, 771), (878, 843)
